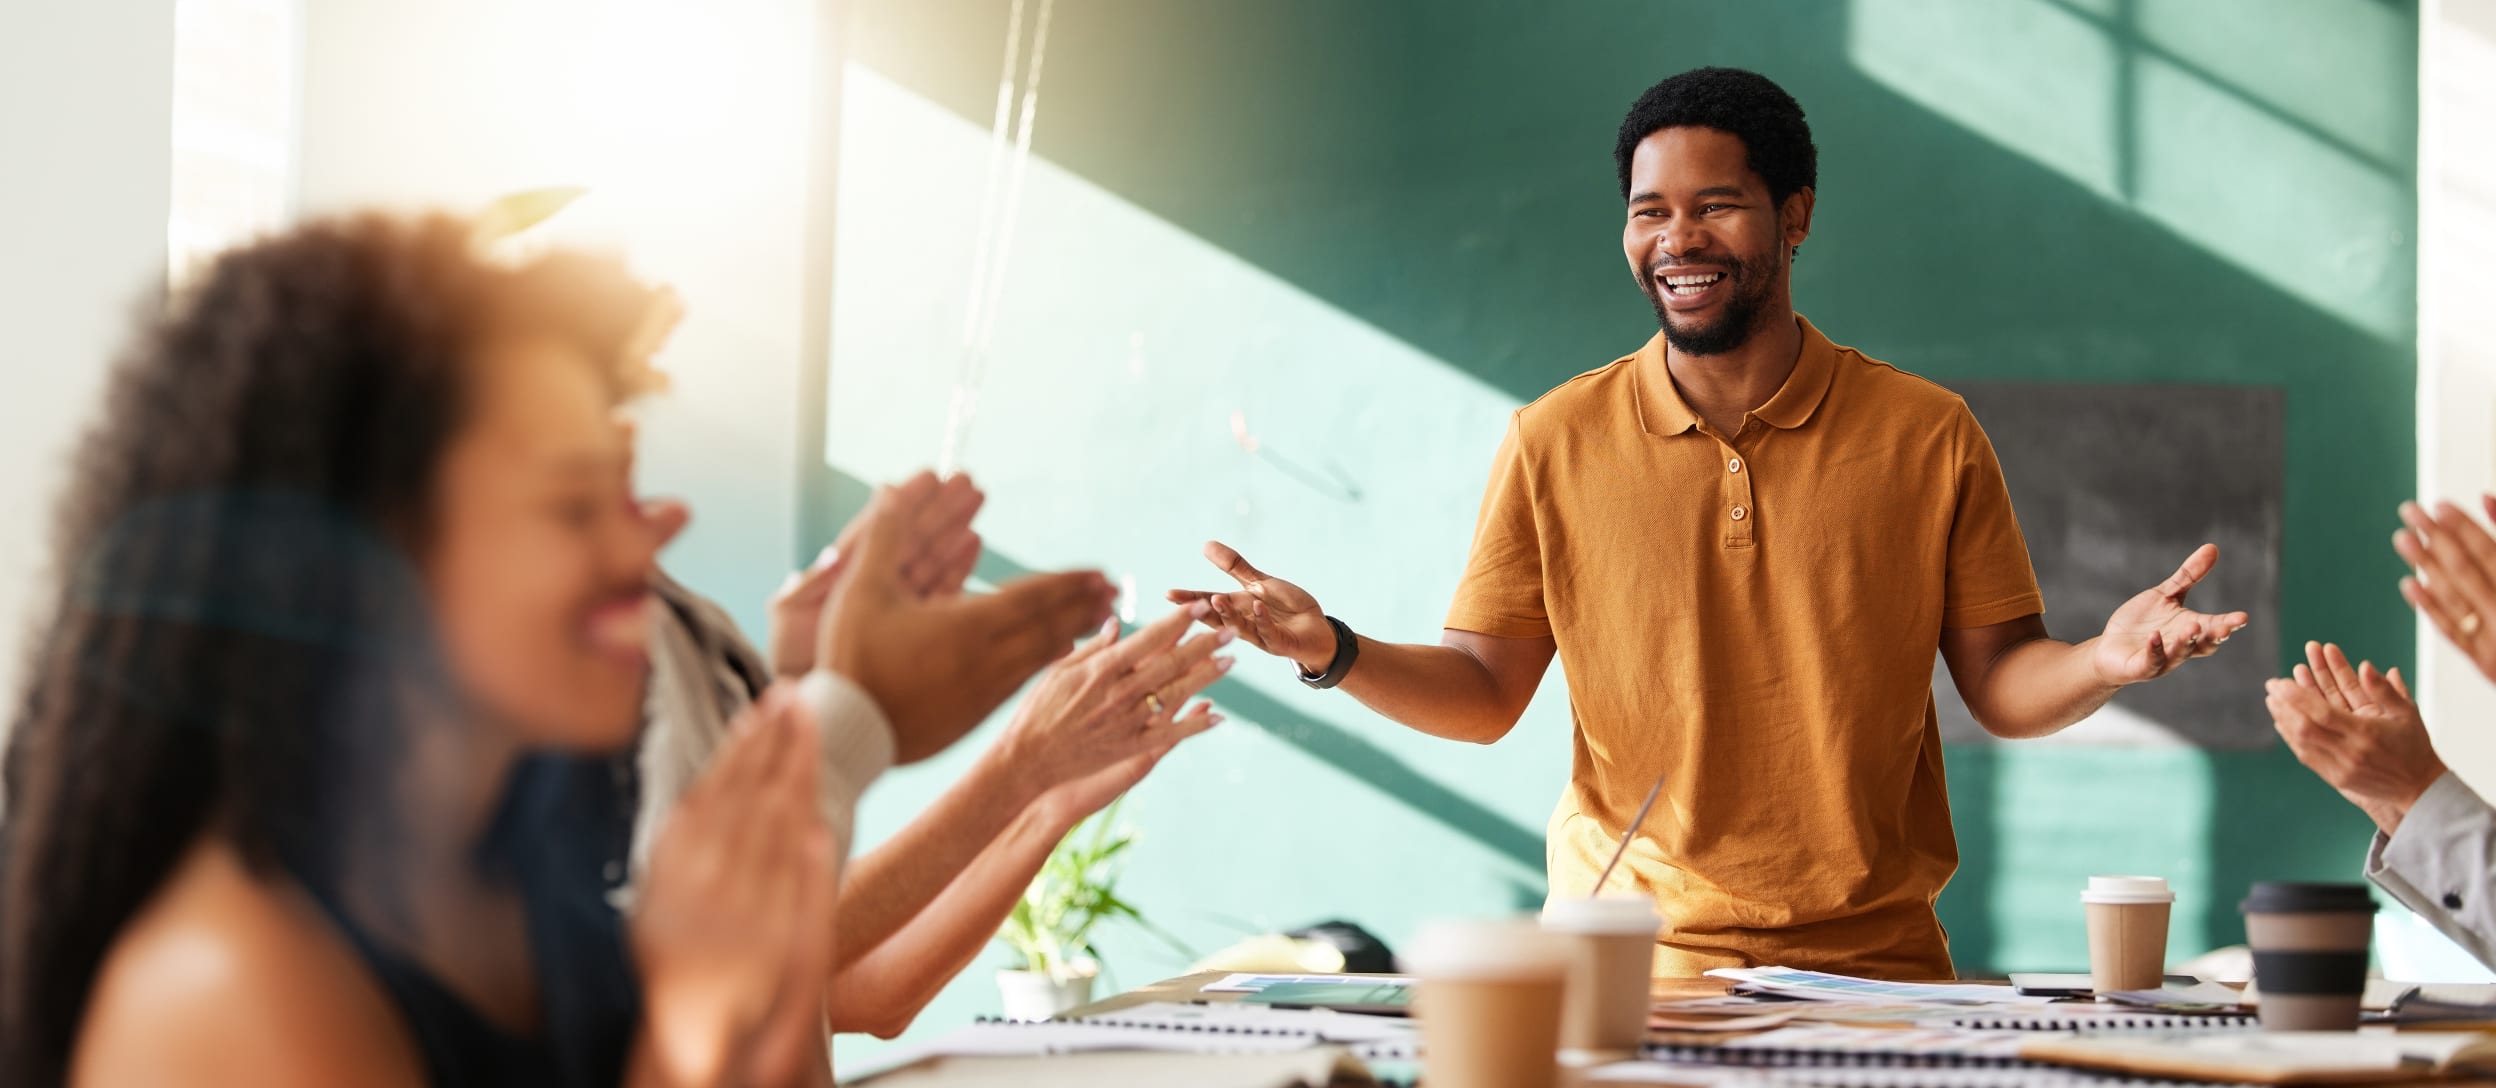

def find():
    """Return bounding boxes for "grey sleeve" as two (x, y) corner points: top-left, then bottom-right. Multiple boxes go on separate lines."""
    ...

(2368, 771), (2496, 972)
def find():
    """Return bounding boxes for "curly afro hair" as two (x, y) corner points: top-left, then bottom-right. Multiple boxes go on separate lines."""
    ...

(1614, 67), (1817, 205)
(0, 213), (663, 1088)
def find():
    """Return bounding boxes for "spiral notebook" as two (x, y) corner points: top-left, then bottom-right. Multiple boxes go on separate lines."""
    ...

(864, 1002), (1412, 1063)
(1643, 1024), (2047, 1067)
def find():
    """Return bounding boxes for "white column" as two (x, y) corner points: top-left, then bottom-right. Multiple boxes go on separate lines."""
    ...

(2418, 0), (2496, 794)
(0, 1), (177, 705)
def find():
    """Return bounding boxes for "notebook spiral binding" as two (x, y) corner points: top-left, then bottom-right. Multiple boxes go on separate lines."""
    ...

(1942, 1014), (2258, 1032)
(969, 1015), (1417, 1061)
(1636, 1070), (2254, 1088)
(1642, 1042), (2042, 1070)
(980, 1014), (1314, 1037)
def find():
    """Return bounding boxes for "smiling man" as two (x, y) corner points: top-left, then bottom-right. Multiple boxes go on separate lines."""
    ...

(1173, 68), (2251, 977)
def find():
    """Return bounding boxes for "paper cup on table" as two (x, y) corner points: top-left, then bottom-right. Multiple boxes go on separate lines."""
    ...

(2082, 876), (2174, 995)
(1402, 918), (1569, 1088)
(2242, 882), (2375, 1031)
(1540, 895), (1661, 1059)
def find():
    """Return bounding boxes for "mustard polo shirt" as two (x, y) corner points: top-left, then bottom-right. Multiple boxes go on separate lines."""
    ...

(1447, 315), (2043, 978)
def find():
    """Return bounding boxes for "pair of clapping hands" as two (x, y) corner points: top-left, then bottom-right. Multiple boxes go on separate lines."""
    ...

(629, 471), (1233, 1086)
(2268, 498), (2496, 835)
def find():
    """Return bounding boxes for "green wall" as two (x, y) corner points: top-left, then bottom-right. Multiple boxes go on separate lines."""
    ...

(792, 0), (2418, 1063)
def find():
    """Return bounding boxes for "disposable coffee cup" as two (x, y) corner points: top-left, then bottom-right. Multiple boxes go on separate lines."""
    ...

(1401, 918), (1569, 1088)
(1540, 895), (1662, 1059)
(2241, 882), (2375, 1032)
(2081, 876), (2174, 995)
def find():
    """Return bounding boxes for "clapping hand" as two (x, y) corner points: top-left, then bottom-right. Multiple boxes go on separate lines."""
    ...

(998, 604), (1232, 820)
(2396, 498), (2496, 686)
(633, 690), (838, 1087)
(2265, 640), (2446, 833)
(767, 472), (984, 678)
(819, 482), (1115, 764)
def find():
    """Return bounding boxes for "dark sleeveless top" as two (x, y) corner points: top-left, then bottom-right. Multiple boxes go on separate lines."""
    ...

(290, 752), (645, 1087)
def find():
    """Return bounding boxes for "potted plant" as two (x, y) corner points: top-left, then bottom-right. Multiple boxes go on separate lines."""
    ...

(993, 798), (1187, 1019)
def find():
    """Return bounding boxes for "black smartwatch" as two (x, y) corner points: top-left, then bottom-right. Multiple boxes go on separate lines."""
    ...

(1295, 615), (1360, 689)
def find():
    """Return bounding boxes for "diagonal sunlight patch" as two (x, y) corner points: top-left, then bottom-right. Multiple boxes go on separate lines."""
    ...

(1849, 0), (2126, 201)
(825, 63), (1557, 869)
(1846, 0), (2410, 340)
(2130, 0), (2411, 170)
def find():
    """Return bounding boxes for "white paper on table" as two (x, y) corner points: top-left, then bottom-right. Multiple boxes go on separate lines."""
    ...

(1199, 972), (1413, 993)
(1704, 967), (2056, 1006)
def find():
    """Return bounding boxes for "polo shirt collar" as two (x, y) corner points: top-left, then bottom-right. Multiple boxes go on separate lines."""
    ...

(1753, 314), (1838, 430)
(1633, 313), (1840, 436)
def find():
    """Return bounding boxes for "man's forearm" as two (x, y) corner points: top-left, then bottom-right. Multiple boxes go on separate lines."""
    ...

(825, 799), (1072, 1038)
(1964, 635), (2121, 740)
(830, 744), (1042, 970)
(1324, 637), (1529, 744)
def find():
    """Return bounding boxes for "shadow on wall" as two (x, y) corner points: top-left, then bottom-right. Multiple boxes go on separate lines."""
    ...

(828, 0), (2413, 971)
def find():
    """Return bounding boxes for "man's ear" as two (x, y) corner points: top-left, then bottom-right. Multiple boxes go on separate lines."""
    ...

(1781, 187), (1816, 254)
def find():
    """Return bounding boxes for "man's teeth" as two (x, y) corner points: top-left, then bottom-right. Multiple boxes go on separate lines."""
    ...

(1667, 274), (1727, 299)
(1662, 272), (1724, 296)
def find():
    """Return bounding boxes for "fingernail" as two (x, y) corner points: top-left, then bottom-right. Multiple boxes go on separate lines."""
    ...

(816, 544), (838, 568)
(1216, 627), (1238, 646)
(1208, 714), (1226, 727)
(1190, 601), (1212, 618)
(1216, 656), (1236, 673)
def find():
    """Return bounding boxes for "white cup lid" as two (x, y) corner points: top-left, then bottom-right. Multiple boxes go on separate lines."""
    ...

(1541, 894), (1663, 936)
(2082, 875), (2175, 905)
(1399, 917), (1569, 979)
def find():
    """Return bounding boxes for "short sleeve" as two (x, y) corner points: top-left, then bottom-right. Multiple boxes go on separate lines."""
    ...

(1943, 404), (2045, 629)
(1444, 413), (1552, 638)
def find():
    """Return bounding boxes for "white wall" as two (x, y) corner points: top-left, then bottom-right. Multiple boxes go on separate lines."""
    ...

(2418, 0), (2496, 793)
(295, 0), (822, 636)
(0, 1), (177, 703)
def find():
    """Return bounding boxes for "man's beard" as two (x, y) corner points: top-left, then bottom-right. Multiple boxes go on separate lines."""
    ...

(1643, 252), (1776, 356)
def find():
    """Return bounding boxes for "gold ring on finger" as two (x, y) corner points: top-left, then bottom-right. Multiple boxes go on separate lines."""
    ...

(2466, 613), (2485, 637)
(1142, 693), (1164, 716)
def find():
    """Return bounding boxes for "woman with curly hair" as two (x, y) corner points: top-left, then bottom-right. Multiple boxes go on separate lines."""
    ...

(0, 214), (873, 1087)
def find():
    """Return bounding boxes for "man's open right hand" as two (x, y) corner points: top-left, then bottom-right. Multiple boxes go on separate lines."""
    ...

(1166, 541), (1336, 674)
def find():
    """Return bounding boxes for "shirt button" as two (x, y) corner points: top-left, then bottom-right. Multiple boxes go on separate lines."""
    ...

(1730, 505), (1747, 521)
(2446, 891), (2466, 910)
(1728, 457), (1743, 474)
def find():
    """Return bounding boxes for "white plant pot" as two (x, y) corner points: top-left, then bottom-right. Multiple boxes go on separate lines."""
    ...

(996, 962), (1098, 1020)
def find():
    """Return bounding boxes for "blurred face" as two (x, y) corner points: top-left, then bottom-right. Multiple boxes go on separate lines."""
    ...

(1621, 126), (1811, 356)
(425, 334), (654, 750)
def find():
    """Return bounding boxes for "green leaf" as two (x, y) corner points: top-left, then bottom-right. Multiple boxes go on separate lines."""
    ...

(991, 801), (1174, 984)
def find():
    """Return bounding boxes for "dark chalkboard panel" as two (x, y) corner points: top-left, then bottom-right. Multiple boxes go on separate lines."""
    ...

(1932, 383), (2284, 748)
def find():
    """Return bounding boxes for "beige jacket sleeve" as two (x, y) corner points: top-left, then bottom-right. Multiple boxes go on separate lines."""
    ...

(629, 575), (894, 893)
